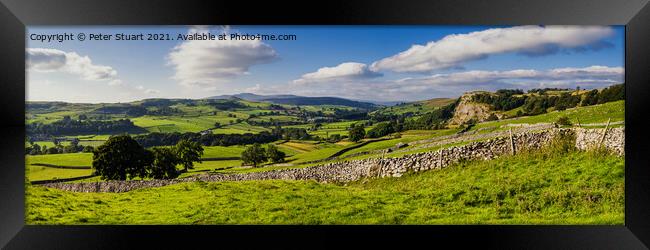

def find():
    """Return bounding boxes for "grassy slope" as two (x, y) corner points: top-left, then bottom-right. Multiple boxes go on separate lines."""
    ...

(474, 100), (624, 131)
(26, 149), (623, 225)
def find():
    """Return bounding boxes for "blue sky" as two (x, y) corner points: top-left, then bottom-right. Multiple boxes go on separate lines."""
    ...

(26, 25), (624, 103)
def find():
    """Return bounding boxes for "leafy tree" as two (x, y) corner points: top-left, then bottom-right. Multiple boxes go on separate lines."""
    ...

(148, 147), (181, 179)
(241, 143), (268, 167)
(28, 143), (41, 155)
(92, 135), (153, 180)
(366, 122), (394, 138)
(266, 144), (286, 163)
(175, 139), (204, 172)
(348, 123), (366, 142)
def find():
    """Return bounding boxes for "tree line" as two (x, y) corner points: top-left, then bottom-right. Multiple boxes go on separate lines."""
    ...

(133, 127), (312, 147)
(471, 84), (624, 116)
(25, 138), (95, 155)
(27, 116), (147, 136)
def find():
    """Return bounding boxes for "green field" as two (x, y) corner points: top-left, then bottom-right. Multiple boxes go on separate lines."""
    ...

(285, 143), (346, 163)
(27, 153), (93, 167)
(26, 148), (623, 225)
(211, 122), (271, 134)
(131, 115), (237, 133)
(28, 165), (93, 182)
(201, 146), (247, 158)
(26, 153), (94, 182)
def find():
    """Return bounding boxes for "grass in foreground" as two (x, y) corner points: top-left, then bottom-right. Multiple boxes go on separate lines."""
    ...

(26, 148), (623, 225)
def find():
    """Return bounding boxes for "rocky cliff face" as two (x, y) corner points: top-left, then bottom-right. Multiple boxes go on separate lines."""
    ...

(448, 92), (493, 125)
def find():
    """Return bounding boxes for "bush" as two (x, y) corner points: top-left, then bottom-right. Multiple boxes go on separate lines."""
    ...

(547, 131), (577, 156)
(485, 113), (499, 121)
(327, 134), (342, 143)
(556, 116), (573, 126)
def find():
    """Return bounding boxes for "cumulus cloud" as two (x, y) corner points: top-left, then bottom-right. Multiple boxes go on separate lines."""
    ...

(26, 48), (118, 81)
(370, 26), (615, 73)
(168, 26), (278, 87)
(293, 62), (382, 84)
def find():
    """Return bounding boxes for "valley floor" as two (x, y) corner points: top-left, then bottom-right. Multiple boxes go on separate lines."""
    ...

(26, 149), (624, 225)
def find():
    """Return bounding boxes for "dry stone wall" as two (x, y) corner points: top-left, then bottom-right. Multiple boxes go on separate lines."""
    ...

(43, 127), (624, 193)
(575, 127), (624, 155)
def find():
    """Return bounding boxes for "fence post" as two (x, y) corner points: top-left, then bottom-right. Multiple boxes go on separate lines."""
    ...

(599, 118), (611, 147)
(509, 128), (515, 155)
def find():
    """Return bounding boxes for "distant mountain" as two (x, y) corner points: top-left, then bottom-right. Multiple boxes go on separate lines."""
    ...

(206, 93), (378, 109)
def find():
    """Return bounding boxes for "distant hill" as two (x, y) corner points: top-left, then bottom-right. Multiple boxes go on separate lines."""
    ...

(370, 97), (457, 116)
(206, 93), (378, 109)
(208, 93), (300, 102)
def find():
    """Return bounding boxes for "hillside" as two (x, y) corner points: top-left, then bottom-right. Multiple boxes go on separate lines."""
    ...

(206, 93), (378, 109)
(370, 97), (456, 116)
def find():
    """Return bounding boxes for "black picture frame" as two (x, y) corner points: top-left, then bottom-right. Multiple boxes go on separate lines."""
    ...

(1, 0), (649, 249)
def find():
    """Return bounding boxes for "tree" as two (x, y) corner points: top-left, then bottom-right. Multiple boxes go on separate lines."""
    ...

(29, 143), (41, 155)
(175, 139), (204, 172)
(366, 122), (394, 138)
(266, 144), (286, 163)
(241, 143), (268, 167)
(214, 122), (221, 128)
(148, 147), (180, 179)
(92, 135), (153, 180)
(348, 123), (366, 142)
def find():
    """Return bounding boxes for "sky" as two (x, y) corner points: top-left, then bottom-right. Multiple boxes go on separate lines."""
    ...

(26, 25), (624, 103)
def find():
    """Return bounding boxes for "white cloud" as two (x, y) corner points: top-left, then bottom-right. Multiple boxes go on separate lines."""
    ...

(293, 62), (382, 84)
(370, 26), (615, 73)
(26, 48), (118, 81)
(255, 65), (623, 102)
(144, 89), (160, 94)
(399, 65), (623, 86)
(108, 79), (123, 86)
(168, 26), (278, 88)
